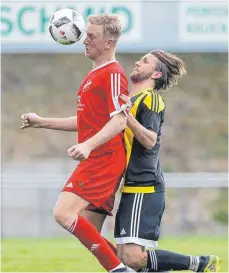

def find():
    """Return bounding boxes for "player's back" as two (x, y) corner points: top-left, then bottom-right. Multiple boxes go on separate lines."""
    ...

(122, 89), (165, 193)
(77, 61), (128, 157)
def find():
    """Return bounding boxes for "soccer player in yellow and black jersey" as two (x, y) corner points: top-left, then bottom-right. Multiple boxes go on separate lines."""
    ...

(122, 88), (165, 194)
(114, 50), (221, 272)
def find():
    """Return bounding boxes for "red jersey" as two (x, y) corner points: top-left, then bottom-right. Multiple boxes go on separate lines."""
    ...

(77, 61), (128, 157)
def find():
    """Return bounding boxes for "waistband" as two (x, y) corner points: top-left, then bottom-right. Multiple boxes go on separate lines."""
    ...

(121, 183), (164, 193)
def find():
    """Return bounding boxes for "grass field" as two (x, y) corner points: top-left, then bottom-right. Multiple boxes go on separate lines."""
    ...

(2, 236), (228, 272)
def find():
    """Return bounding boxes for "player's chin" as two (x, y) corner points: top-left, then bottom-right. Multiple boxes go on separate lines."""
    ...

(130, 73), (138, 81)
(85, 49), (92, 58)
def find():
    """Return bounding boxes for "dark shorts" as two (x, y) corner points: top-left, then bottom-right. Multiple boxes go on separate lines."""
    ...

(114, 192), (165, 248)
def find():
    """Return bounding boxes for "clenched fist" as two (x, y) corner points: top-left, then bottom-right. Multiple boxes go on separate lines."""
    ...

(20, 113), (43, 129)
(67, 142), (92, 161)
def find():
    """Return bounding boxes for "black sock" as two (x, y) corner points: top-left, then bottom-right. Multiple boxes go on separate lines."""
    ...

(197, 256), (210, 272)
(147, 249), (192, 271)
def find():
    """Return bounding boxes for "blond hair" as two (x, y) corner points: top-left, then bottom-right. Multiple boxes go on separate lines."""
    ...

(88, 14), (123, 42)
(150, 50), (187, 91)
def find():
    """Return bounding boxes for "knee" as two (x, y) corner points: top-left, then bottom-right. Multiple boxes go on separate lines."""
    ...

(53, 205), (77, 229)
(53, 205), (66, 227)
(117, 251), (123, 262)
(122, 247), (146, 269)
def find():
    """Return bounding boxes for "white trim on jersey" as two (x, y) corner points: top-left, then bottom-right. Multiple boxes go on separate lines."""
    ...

(111, 73), (120, 111)
(91, 60), (118, 72)
(115, 236), (159, 248)
(109, 72), (128, 117)
(110, 103), (128, 117)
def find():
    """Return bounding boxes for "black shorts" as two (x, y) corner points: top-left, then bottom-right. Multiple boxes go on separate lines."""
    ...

(114, 192), (165, 248)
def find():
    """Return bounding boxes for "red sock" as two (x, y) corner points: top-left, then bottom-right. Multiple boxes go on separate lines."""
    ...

(104, 238), (117, 255)
(67, 215), (121, 271)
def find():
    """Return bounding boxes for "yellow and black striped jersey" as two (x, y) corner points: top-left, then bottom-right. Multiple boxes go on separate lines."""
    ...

(122, 88), (165, 194)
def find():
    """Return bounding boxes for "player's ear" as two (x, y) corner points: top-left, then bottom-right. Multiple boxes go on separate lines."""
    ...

(105, 39), (115, 50)
(152, 71), (162, 79)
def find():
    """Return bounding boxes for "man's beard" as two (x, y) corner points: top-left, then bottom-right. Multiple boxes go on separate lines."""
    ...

(130, 71), (152, 83)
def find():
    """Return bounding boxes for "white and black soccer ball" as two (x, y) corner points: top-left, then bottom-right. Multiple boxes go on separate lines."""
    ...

(49, 9), (85, 45)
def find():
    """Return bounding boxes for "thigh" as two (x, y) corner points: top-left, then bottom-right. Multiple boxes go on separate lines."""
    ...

(54, 191), (89, 215)
(63, 150), (125, 215)
(115, 192), (165, 248)
(80, 210), (107, 232)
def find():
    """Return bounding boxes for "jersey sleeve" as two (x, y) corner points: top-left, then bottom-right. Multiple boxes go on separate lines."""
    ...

(105, 72), (129, 117)
(139, 93), (165, 133)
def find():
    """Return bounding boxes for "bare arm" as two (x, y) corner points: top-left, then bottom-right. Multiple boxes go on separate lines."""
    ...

(67, 112), (127, 161)
(119, 94), (157, 150)
(85, 112), (127, 150)
(39, 116), (77, 131)
(126, 115), (157, 150)
(20, 113), (77, 132)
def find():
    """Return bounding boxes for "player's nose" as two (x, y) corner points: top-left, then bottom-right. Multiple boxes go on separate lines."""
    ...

(83, 36), (89, 45)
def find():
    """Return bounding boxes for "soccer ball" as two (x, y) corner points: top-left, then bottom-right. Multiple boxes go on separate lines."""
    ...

(49, 9), (85, 45)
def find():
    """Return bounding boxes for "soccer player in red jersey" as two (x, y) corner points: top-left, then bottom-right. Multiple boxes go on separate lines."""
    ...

(20, 14), (132, 272)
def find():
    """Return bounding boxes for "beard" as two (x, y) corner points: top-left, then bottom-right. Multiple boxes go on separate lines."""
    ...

(130, 71), (152, 83)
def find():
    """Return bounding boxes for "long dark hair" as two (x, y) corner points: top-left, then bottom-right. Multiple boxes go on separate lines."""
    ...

(150, 50), (187, 91)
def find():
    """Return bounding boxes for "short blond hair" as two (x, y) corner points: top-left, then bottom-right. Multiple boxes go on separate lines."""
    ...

(88, 13), (123, 42)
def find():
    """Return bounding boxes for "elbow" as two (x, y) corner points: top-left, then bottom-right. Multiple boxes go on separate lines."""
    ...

(121, 117), (127, 131)
(118, 115), (127, 132)
(145, 139), (157, 150)
(112, 112), (127, 132)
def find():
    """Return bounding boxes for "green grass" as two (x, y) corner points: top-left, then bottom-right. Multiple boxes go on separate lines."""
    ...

(1, 236), (228, 272)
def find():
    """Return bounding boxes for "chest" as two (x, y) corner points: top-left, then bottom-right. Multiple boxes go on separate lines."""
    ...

(80, 73), (106, 98)
(130, 93), (147, 119)
(77, 73), (106, 114)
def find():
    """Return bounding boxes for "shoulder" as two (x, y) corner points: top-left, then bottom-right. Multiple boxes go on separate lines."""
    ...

(106, 62), (127, 78)
(142, 92), (165, 113)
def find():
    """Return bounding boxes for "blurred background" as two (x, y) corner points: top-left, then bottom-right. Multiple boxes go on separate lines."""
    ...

(1, 0), (228, 272)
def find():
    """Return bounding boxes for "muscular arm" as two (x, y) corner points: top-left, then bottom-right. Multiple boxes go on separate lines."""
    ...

(85, 112), (127, 151)
(127, 115), (157, 150)
(39, 116), (77, 131)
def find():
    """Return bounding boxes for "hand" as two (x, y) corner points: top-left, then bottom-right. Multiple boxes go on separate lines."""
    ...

(20, 113), (43, 129)
(67, 142), (92, 161)
(119, 94), (134, 119)
(119, 94), (133, 111)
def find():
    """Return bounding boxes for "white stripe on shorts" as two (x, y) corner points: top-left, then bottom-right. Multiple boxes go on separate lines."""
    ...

(130, 193), (144, 237)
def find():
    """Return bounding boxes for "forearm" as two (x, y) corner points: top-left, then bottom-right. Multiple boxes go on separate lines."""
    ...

(85, 113), (127, 151)
(39, 116), (77, 131)
(127, 117), (156, 150)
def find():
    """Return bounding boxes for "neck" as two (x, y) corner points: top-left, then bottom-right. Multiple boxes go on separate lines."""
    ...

(93, 52), (116, 69)
(131, 80), (155, 95)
